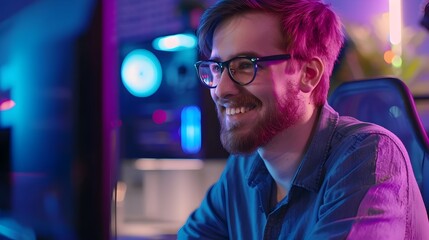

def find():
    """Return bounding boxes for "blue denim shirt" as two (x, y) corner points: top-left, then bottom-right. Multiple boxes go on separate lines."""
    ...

(178, 104), (429, 239)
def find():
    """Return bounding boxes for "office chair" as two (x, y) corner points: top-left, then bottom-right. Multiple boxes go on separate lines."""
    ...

(328, 77), (429, 214)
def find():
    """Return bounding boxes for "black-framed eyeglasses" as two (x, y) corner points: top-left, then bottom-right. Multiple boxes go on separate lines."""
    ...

(194, 54), (291, 88)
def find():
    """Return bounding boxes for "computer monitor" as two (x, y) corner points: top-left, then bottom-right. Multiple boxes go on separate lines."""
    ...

(0, 127), (11, 211)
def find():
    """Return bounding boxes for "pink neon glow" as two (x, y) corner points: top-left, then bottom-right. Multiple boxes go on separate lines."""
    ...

(389, 0), (402, 45)
(152, 109), (168, 124)
(0, 100), (16, 111)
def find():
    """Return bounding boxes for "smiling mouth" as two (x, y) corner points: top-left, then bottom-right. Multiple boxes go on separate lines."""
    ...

(225, 106), (255, 116)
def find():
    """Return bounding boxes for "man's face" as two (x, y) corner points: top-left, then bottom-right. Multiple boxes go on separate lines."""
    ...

(210, 12), (305, 154)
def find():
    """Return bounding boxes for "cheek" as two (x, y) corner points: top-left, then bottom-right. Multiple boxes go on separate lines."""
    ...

(263, 68), (291, 95)
(274, 80), (300, 104)
(270, 82), (290, 101)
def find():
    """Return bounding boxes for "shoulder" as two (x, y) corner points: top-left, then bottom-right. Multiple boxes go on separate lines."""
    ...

(326, 115), (410, 178)
(316, 104), (406, 159)
(334, 115), (406, 153)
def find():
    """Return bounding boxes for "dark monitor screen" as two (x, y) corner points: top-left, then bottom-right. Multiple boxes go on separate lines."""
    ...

(0, 127), (11, 211)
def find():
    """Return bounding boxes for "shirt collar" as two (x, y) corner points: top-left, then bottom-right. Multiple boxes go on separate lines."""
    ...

(246, 152), (270, 188)
(292, 103), (339, 192)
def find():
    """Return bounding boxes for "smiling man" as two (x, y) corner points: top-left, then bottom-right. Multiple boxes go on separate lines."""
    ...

(178, 0), (429, 239)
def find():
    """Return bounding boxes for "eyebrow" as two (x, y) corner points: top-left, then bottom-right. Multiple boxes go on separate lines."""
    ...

(209, 51), (262, 62)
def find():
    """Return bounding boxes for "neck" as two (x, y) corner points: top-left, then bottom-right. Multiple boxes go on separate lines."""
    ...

(258, 106), (320, 201)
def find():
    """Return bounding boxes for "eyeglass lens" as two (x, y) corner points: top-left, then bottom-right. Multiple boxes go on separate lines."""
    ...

(197, 58), (256, 87)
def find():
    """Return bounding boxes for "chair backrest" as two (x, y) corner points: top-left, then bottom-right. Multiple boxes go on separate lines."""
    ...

(328, 77), (429, 214)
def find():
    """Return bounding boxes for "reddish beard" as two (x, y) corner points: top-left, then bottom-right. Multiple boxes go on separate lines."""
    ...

(217, 87), (301, 154)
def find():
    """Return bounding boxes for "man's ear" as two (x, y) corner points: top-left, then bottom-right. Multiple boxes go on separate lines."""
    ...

(300, 57), (324, 93)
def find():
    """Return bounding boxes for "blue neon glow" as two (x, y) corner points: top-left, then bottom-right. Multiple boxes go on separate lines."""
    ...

(121, 49), (162, 97)
(181, 106), (201, 154)
(0, 218), (36, 240)
(152, 33), (197, 52)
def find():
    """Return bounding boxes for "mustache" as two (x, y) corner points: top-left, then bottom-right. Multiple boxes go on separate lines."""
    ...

(214, 94), (261, 108)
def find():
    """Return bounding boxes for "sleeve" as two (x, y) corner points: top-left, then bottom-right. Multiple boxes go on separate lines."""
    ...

(177, 159), (232, 240)
(308, 132), (415, 240)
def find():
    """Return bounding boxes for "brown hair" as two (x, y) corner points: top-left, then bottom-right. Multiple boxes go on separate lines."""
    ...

(197, 0), (344, 106)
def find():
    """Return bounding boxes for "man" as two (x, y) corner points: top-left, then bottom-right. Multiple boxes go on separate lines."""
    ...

(178, 0), (429, 239)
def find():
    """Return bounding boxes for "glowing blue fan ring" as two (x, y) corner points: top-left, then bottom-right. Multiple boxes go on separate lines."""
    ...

(121, 49), (162, 97)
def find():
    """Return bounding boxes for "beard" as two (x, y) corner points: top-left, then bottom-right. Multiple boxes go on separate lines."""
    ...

(217, 84), (302, 154)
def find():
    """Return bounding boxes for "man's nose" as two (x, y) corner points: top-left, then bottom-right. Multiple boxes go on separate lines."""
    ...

(213, 69), (239, 99)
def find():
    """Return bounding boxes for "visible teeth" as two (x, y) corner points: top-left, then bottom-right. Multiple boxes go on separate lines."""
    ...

(226, 107), (251, 115)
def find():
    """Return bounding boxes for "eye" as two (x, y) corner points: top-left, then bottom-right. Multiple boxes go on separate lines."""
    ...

(210, 63), (222, 73)
(232, 58), (254, 73)
(237, 61), (253, 70)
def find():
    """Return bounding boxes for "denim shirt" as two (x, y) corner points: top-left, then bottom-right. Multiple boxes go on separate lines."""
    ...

(178, 104), (429, 239)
